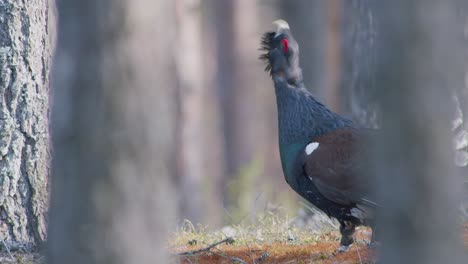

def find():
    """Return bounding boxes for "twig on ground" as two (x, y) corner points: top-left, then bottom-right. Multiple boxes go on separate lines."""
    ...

(175, 236), (246, 263)
(181, 256), (194, 264)
(210, 250), (248, 264)
(255, 252), (269, 263)
(1, 240), (14, 261)
(177, 237), (235, 256)
(356, 245), (362, 264)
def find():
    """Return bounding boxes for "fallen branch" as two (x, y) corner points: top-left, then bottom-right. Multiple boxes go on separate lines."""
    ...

(210, 250), (248, 264)
(177, 237), (235, 256)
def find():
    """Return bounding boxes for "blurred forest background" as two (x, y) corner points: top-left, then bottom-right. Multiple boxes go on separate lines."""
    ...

(172, 0), (373, 227)
(170, 0), (468, 228)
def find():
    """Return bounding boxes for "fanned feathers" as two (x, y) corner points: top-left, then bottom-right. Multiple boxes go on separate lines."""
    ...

(259, 32), (275, 74)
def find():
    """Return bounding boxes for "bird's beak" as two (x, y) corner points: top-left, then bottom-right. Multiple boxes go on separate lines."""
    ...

(273, 19), (290, 37)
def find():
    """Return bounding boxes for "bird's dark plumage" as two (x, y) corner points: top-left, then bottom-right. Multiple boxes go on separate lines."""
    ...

(261, 20), (377, 251)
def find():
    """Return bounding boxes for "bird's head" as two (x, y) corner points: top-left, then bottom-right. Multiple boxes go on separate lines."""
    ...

(260, 19), (303, 86)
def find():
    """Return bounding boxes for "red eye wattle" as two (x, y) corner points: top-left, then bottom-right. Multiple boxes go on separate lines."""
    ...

(281, 39), (289, 53)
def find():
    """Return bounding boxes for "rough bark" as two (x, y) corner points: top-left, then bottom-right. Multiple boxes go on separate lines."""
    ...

(48, 0), (177, 263)
(0, 0), (52, 249)
(372, 1), (466, 263)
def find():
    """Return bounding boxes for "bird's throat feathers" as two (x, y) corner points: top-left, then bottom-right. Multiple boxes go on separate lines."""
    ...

(274, 77), (353, 145)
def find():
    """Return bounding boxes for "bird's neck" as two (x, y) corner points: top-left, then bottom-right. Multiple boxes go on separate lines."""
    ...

(274, 77), (352, 146)
(285, 58), (304, 87)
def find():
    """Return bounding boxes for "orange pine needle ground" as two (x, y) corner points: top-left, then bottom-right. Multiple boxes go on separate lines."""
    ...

(172, 225), (468, 264)
(174, 241), (375, 264)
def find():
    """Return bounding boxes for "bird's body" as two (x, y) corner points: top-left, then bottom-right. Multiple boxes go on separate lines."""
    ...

(261, 20), (377, 251)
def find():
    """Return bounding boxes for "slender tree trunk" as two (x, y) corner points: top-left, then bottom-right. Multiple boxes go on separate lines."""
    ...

(174, 0), (206, 225)
(213, 0), (270, 217)
(48, 0), (177, 263)
(0, 0), (53, 249)
(174, 0), (224, 226)
(323, 0), (343, 112)
(280, 0), (326, 100)
(341, 0), (379, 127)
(372, 1), (466, 263)
(281, 1), (342, 112)
(215, 0), (263, 175)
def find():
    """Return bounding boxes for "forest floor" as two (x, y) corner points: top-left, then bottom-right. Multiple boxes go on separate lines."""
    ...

(171, 227), (376, 264)
(170, 220), (468, 264)
(1, 222), (467, 264)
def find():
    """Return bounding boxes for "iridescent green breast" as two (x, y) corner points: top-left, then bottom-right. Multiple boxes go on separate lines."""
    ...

(279, 142), (308, 188)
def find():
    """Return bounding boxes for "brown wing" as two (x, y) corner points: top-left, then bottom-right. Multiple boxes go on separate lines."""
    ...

(303, 127), (371, 206)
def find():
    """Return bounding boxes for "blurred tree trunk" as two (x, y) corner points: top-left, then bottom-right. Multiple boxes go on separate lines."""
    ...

(280, 1), (342, 112)
(213, 0), (270, 216)
(198, 1), (228, 225)
(323, 0), (343, 112)
(214, 0), (258, 175)
(459, 2), (468, 217)
(0, 0), (53, 249)
(48, 0), (177, 263)
(372, 1), (466, 263)
(454, 5), (468, 167)
(175, 0), (207, 225)
(174, 0), (224, 226)
(280, 1), (326, 101)
(341, 0), (379, 126)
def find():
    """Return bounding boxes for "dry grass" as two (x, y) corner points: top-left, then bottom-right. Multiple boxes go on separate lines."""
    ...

(171, 228), (376, 264)
(0, 252), (44, 264)
(170, 209), (377, 264)
(170, 212), (468, 264)
(170, 210), (336, 248)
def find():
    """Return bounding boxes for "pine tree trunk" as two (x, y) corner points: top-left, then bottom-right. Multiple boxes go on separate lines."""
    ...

(455, 6), (468, 167)
(174, 0), (206, 225)
(280, 1), (326, 100)
(174, 0), (226, 226)
(214, 0), (264, 177)
(48, 0), (177, 263)
(0, 0), (53, 249)
(341, 0), (379, 127)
